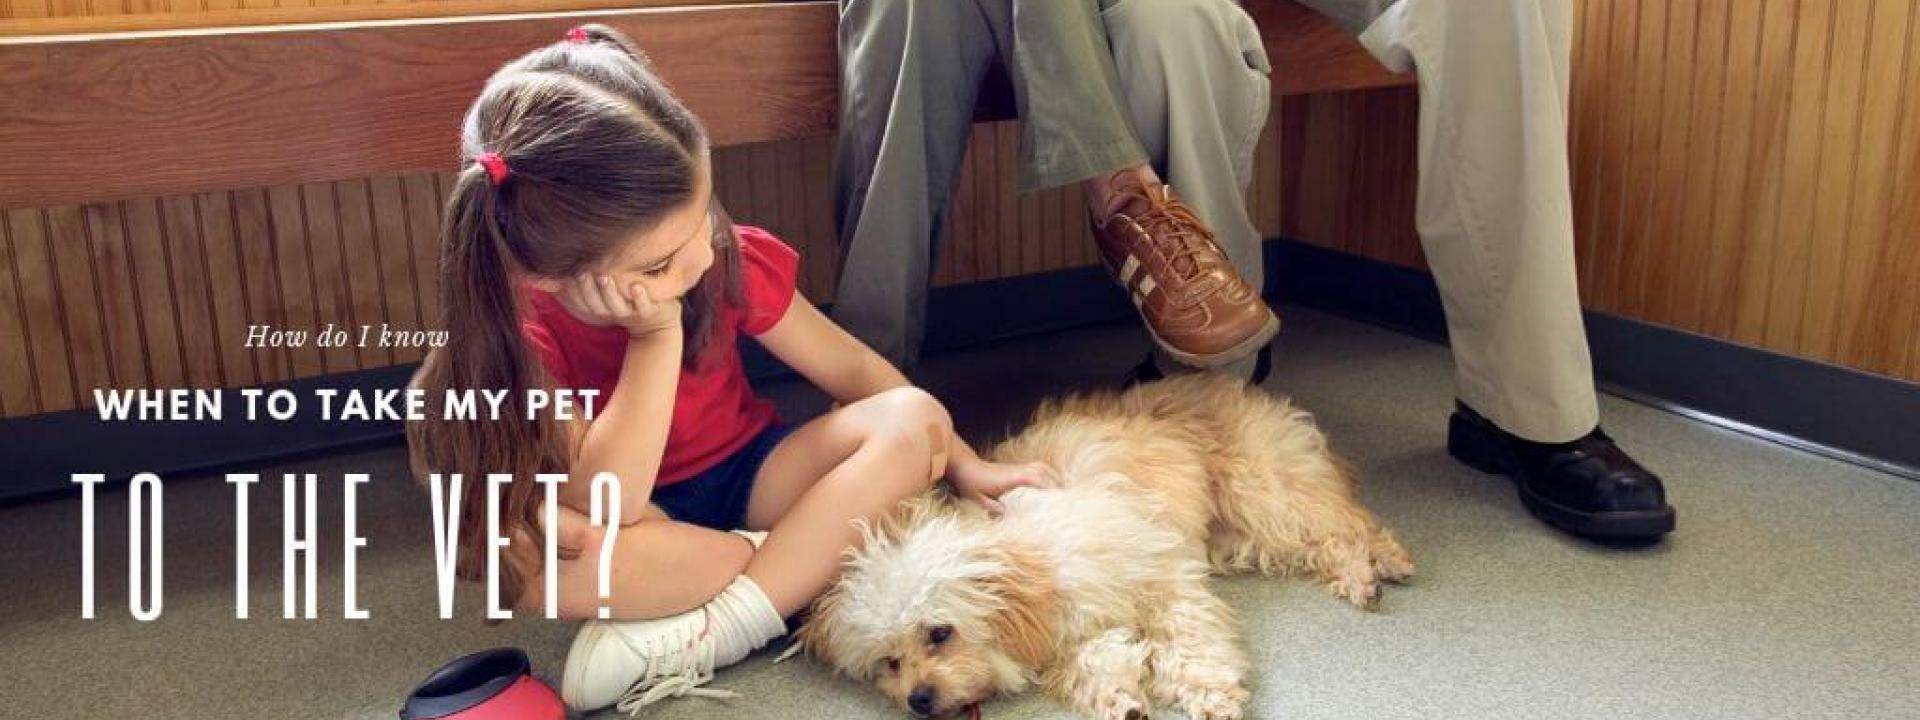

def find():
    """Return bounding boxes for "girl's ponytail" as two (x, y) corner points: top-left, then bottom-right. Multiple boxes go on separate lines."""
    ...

(408, 159), (567, 610)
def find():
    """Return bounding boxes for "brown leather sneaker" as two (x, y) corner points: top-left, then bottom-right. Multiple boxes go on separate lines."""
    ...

(1092, 177), (1279, 368)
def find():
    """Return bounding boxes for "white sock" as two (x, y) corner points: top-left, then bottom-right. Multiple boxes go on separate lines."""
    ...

(730, 529), (769, 550)
(702, 576), (787, 666)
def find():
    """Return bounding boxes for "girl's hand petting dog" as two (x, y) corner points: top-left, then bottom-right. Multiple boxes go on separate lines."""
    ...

(556, 272), (684, 338)
(950, 457), (1057, 515)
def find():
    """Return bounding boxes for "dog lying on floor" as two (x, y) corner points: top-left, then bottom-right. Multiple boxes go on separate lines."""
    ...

(793, 374), (1413, 720)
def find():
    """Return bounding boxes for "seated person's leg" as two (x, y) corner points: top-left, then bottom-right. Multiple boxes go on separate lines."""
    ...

(832, 0), (999, 368)
(1302, 0), (1674, 540)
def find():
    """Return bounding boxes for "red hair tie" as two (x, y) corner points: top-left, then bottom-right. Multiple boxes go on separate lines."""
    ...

(476, 152), (510, 186)
(565, 26), (590, 44)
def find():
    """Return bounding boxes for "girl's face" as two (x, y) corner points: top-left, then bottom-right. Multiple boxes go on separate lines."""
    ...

(593, 155), (720, 303)
(527, 153), (719, 303)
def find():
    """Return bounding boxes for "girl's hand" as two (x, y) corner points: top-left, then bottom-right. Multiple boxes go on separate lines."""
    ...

(950, 457), (1058, 515)
(557, 273), (683, 338)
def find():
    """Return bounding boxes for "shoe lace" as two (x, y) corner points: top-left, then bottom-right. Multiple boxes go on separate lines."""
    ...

(1132, 192), (1216, 281)
(612, 611), (738, 715)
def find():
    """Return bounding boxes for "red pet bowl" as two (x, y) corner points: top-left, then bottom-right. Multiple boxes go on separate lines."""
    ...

(399, 647), (564, 720)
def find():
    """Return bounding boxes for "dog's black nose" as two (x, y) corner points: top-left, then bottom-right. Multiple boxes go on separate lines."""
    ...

(908, 685), (937, 715)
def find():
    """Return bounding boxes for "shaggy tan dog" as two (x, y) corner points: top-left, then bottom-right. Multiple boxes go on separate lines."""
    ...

(795, 374), (1413, 720)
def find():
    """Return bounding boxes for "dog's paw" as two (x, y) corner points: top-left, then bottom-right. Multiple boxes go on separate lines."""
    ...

(1178, 683), (1248, 720)
(1327, 568), (1381, 609)
(1372, 546), (1414, 584)
(1370, 532), (1415, 583)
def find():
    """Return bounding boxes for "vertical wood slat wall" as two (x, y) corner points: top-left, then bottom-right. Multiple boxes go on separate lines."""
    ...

(4, 0), (1919, 420)
(1273, 0), (1920, 381)
(1568, 0), (1920, 377)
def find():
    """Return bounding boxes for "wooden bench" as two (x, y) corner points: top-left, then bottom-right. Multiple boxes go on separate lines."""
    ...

(0, 0), (1408, 210)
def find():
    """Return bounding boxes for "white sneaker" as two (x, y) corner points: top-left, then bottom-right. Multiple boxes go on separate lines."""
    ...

(561, 609), (737, 715)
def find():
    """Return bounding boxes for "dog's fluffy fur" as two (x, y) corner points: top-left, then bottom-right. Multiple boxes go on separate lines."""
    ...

(796, 374), (1413, 719)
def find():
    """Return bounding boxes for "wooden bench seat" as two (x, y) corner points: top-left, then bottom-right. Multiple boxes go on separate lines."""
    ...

(0, 0), (1407, 210)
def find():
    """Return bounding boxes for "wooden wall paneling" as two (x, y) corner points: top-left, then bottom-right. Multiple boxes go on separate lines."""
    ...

(84, 202), (149, 392)
(402, 173), (443, 333)
(1672, 0), (1732, 333)
(1039, 180), (1063, 272)
(297, 182), (359, 373)
(1611, 0), (1667, 319)
(1722, 0), (1800, 344)
(7, 210), (78, 411)
(1250, 97), (1284, 241)
(1760, 0), (1836, 351)
(966, 123), (993, 281)
(158, 195), (223, 388)
(1638, 0), (1697, 327)
(230, 188), (284, 383)
(44, 205), (111, 406)
(798, 138), (837, 302)
(119, 199), (186, 390)
(739, 146), (776, 273)
(1070, 168), (1092, 268)
(769, 141), (811, 287)
(1036, 170), (1059, 276)
(1884, 3), (1920, 378)
(942, 127), (976, 288)
(1827, 0), (1904, 372)
(195, 191), (255, 387)
(335, 178), (393, 368)
(1347, 89), (1417, 268)
(0, 211), (42, 414)
(1698, 0), (1758, 337)
(367, 175), (425, 364)
(1281, 92), (1376, 257)
(1018, 139), (1042, 276)
(1582, 0), (1638, 314)
(995, 123), (1021, 280)
(1797, 0), (1873, 359)
(7, 0), (45, 20)
(266, 186), (325, 379)
(1812, 0), (1904, 372)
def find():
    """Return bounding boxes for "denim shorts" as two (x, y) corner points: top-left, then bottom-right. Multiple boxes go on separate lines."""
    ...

(651, 423), (793, 531)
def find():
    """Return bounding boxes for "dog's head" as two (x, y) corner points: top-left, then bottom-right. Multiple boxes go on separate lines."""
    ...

(797, 496), (1058, 717)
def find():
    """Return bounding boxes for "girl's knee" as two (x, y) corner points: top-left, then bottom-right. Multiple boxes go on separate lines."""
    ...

(859, 386), (953, 435)
(851, 386), (953, 485)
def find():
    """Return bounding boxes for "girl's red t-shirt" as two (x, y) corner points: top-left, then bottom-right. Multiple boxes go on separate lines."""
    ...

(519, 225), (799, 486)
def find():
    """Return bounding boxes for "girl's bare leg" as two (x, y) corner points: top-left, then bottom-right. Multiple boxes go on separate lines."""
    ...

(741, 386), (950, 615)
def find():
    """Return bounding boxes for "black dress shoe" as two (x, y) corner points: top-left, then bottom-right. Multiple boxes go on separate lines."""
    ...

(1122, 347), (1271, 389)
(1448, 402), (1676, 541)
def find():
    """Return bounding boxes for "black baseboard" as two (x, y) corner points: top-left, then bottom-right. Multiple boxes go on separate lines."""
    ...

(7, 239), (1912, 502)
(1267, 240), (1920, 479)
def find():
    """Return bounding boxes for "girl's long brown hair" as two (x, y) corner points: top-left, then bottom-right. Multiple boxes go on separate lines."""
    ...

(406, 25), (742, 611)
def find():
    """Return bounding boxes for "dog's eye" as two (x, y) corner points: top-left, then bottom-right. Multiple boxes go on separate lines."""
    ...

(928, 625), (953, 645)
(884, 657), (900, 673)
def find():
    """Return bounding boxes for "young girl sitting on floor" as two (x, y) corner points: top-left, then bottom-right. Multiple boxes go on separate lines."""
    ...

(406, 25), (1050, 714)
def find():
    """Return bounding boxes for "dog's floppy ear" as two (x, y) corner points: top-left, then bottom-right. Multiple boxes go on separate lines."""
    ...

(791, 582), (844, 662)
(977, 542), (1059, 668)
